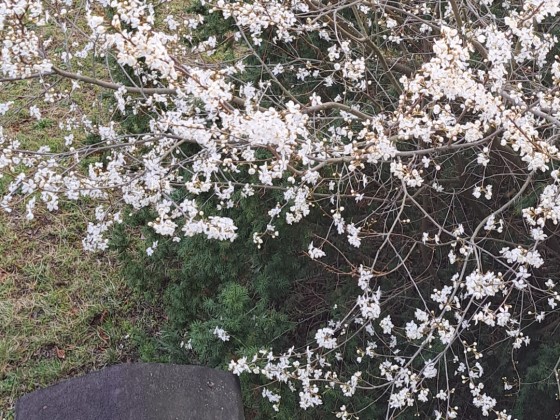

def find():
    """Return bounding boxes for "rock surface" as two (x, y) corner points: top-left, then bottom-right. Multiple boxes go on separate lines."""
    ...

(15, 363), (244, 420)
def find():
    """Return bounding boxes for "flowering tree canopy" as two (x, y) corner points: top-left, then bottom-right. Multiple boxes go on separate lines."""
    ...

(2, 0), (560, 418)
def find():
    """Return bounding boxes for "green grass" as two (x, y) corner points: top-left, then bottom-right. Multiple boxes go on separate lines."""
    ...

(0, 209), (163, 419)
(0, 27), (160, 420)
(0, 3), (205, 417)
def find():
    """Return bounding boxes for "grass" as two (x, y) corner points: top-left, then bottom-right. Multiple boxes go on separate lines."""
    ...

(0, 3), (214, 417)
(0, 85), (164, 417)
(0, 23), (162, 420)
(0, 206), (164, 419)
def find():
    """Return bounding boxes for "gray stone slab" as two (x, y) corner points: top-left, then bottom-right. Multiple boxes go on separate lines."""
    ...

(15, 363), (245, 420)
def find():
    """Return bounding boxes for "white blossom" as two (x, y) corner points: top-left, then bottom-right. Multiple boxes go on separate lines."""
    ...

(212, 327), (230, 342)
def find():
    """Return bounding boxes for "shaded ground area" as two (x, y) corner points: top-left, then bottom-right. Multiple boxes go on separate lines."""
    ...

(16, 363), (244, 420)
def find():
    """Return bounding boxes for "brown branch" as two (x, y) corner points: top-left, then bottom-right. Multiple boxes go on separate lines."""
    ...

(51, 66), (176, 95)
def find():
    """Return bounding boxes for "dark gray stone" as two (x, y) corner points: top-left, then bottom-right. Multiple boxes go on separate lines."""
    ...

(15, 363), (245, 420)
